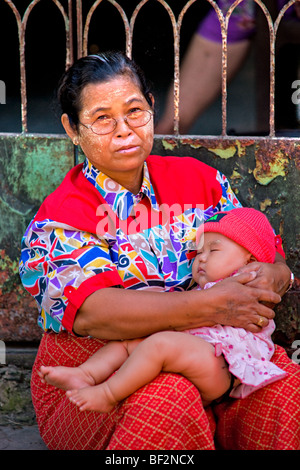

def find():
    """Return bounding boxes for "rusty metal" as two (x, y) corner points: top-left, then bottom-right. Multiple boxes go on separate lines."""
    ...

(3, 0), (71, 133)
(257, 0), (276, 137)
(2, 0), (300, 136)
(82, 0), (130, 57)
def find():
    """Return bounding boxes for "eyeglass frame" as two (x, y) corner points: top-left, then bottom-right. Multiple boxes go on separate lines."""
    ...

(78, 109), (154, 136)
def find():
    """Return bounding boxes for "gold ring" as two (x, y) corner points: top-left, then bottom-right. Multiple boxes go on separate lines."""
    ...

(257, 316), (265, 328)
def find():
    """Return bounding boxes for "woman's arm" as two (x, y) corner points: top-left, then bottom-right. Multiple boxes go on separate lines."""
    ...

(73, 271), (281, 339)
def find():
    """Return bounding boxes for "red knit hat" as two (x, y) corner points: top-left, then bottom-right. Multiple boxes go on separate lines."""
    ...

(197, 208), (276, 263)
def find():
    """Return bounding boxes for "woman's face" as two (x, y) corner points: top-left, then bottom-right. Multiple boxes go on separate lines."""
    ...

(62, 75), (154, 191)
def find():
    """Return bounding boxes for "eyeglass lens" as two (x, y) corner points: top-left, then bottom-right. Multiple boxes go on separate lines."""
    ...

(91, 110), (152, 135)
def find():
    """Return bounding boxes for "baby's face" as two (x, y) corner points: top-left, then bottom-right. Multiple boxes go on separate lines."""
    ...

(192, 232), (253, 288)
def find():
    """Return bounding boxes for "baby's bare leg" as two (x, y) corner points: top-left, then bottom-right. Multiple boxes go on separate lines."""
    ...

(137, 331), (231, 406)
(160, 332), (232, 405)
(68, 331), (231, 413)
(66, 338), (144, 412)
(67, 335), (166, 412)
(39, 340), (134, 391)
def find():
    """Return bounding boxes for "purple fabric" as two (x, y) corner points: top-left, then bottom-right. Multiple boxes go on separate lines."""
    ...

(198, 0), (297, 44)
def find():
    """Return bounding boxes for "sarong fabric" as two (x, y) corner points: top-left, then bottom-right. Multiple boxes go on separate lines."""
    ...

(31, 331), (300, 450)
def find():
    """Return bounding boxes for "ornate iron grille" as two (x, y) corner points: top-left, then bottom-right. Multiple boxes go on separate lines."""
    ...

(1, 0), (299, 135)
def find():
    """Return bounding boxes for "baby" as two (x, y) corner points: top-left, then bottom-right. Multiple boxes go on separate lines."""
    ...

(39, 208), (287, 412)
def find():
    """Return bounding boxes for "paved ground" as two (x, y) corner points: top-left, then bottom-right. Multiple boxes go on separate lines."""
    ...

(0, 347), (48, 450)
(0, 425), (48, 450)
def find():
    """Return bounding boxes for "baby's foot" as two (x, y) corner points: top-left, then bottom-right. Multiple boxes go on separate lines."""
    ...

(39, 365), (94, 391)
(66, 382), (117, 413)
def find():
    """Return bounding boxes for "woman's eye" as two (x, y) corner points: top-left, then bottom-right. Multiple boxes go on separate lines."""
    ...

(97, 114), (110, 121)
(128, 107), (141, 114)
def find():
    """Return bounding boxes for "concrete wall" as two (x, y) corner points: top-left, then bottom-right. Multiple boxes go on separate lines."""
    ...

(0, 133), (299, 354)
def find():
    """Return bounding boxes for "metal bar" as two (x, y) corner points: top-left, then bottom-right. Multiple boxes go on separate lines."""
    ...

(68, 0), (74, 66)
(3, 1), (24, 131)
(251, 0), (299, 137)
(177, 0), (225, 135)
(224, 0), (294, 138)
(4, 0), (73, 132)
(177, 1), (199, 136)
(224, 0), (253, 137)
(274, 0), (300, 34)
(254, 0), (276, 137)
(18, 0), (41, 134)
(273, 0), (300, 137)
(76, 0), (83, 58)
(204, 0), (227, 136)
(129, 0), (150, 59)
(51, 0), (72, 68)
(82, 0), (130, 57)
(130, 1), (179, 132)
(155, 1), (178, 134)
(2, 0), (299, 136)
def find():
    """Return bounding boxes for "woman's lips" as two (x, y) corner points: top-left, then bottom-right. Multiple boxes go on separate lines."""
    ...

(116, 145), (139, 155)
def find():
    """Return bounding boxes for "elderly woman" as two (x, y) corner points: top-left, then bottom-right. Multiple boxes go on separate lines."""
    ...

(20, 52), (299, 450)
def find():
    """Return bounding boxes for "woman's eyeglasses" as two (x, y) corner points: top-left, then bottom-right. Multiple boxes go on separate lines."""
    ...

(79, 109), (153, 135)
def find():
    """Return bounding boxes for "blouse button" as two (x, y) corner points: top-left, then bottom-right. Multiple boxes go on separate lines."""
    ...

(64, 286), (75, 296)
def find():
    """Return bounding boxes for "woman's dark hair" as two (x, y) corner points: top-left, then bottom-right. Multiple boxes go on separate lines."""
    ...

(57, 51), (153, 127)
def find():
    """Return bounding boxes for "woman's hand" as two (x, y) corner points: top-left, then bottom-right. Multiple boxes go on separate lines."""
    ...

(207, 271), (281, 334)
(237, 253), (291, 298)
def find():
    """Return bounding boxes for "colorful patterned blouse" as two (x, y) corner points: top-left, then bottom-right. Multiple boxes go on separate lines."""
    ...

(19, 155), (241, 335)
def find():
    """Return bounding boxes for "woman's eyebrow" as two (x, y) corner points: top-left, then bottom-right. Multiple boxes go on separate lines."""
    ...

(89, 106), (110, 116)
(125, 97), (145, 106)
(89, 98), (144, 116)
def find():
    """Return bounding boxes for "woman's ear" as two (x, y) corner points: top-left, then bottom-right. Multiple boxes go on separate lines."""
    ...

(61, 113), (79, 144)
(149, 93), (155, 109)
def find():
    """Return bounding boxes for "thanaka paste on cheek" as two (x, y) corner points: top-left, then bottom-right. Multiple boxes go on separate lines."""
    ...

(76, 77), (153, 192)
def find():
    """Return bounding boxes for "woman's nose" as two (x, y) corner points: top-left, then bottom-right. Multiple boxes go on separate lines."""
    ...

(115, 117), (133, 136)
